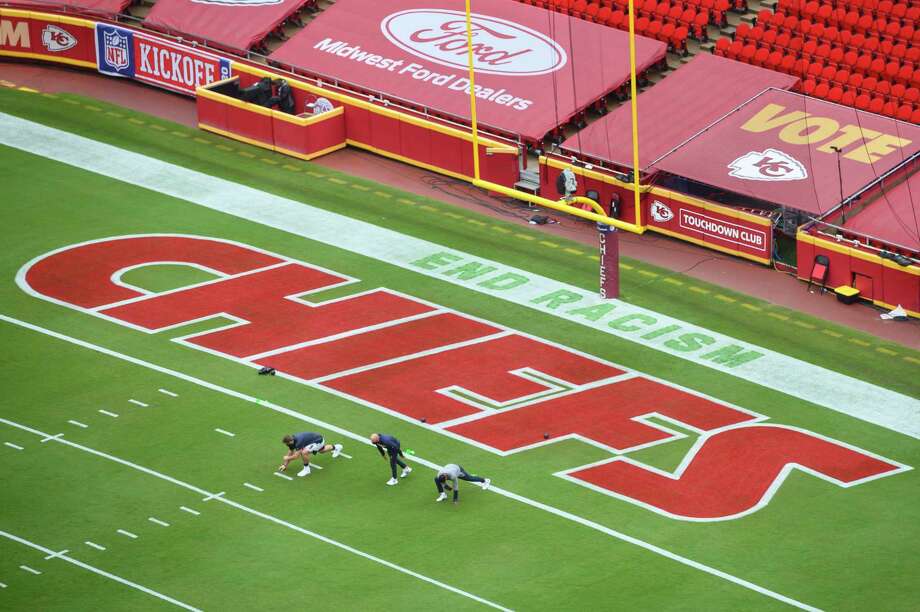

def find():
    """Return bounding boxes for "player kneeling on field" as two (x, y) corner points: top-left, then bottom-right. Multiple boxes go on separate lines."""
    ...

(435, 464), (490, 504)
(278, 432), (343, 477)
(370, 433), (412, 485)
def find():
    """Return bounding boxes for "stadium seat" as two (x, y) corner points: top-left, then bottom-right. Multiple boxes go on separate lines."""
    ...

(904, 87), (920, 103)
(749, 25), (764, 43)
(715, 35), (731, 56)
(692, 11), (709, 40)
(827, 86), (844, 103)
(788, 36), (804, 52)
(647, 19), (663, 39)
(834, 68), (849, 85)
(913, 108), (920, 123)
(802, 79), (818, 94)
(767, 50), (784, 70)
(841, 89), (857, 105)
(848, 72), (864, 90)
(896, 103), (913, 121)
(808, 255), (829, 293)
(890, 82), (906, 100)
(775, 32), (791, 49)
(667, 4), (683, 23)
(882, 101), (898, 117)
(876, 79), (891, 97)
(868, 96), (884, 113)
(753, 47), (770, 67)
(762, 29), (777, 47)
(727, 39), (744, 59)
(854, 93), (871, 109)
(672, 25), (689, 52)
(820, 64), (836, 82)
(814, 82), (830, 98)
(780, 54), (797, 73)
(807, 62), (824, 80)
(734, 22), (750, 40)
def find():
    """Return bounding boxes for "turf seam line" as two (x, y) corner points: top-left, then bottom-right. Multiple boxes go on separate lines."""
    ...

(0, 320), (819, 611)
(0, 418), (511, 612)
(4, 442), (23, 450)
(1, 530), (199, 610)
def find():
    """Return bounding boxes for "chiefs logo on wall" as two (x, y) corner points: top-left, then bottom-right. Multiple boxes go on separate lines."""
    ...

(41, 25), (77, 52)
(727, 149), (807, 181)
(650, 200), (674, 222)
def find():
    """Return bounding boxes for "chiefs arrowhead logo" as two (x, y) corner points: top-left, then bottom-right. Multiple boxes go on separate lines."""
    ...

(650, 200), (674, 223)
(727, 149), (807, 181)
(41, 25), (77, 52)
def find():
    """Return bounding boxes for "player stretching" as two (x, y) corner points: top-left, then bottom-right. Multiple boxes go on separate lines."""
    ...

(279, 432), (343, 477)
(370, 433), (412, 485)
(435, 464), (491, 504)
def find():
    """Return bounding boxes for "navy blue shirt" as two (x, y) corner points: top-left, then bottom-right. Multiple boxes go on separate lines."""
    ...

(289, 432), (322, 450)
(375, 434), (400, 456)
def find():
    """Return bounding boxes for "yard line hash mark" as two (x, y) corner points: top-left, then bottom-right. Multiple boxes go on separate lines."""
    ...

(44, 549), (69, 560)
(274, 472), (293, 481)
(41, 433), (63, 443)
(128, 399), (148, 407)
(85, 541), (106, 551)
(2, 529), (200, 610)
(214, 428), (235, 437)
(117, 530), (138, 539)
(98, 410), (119, 417)
(158, 389), (178, 397)
(202, 491), (226, 502)
(148, 518), (170, 527)
(179, 506), (200, 516)
(68, 420), (88, 428)
(20, 565), (42, 575)
(243, 482), (264, 492)
(4, 442), (23, 450)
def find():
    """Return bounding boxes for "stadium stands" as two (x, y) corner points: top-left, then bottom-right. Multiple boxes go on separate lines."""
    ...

(714, 0), (920, 120)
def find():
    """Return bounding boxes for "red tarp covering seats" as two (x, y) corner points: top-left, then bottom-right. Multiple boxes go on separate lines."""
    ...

(144, 0), (307, 53)
(268, 0), (667, 142)
(559, 54), (798, 170)
(11, 0), (131, 14)
(842, 171), (920, 252)
(650, 88), (920, 216)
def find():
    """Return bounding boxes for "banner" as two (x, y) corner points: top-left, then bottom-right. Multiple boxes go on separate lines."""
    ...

(95, 23), (231, 95)
(647, 193), (773, 263)
(0, 11), (96, 67)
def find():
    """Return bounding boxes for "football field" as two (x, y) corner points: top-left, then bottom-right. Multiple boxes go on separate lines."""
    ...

(1, 86), (919, 611)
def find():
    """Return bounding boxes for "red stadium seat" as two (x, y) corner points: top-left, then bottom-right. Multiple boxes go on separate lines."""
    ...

(896, 104), (913, 121)
(890, 82), (906, 100)
(655, 1), (669, 21)
(820, 64), (837, 82)
(780, 54), (797, 73)
(734, 22), (750, 41)
(597, 6), (612, 21)
(823, 26), (838, 44)
(807, 61), (823, 80)
(856, 14), (873, 33)
(828, 46), (844, 66)
(869, 57), (886, 78)
(749, 25), (764, 43)
(816, 3), (832, 24)
(862, 76), (879, 94)
(767, 50), (784, 70)
(854, 54), (872, 73)
(854, 93), (871, 109)
(884, 20), (900, 41)
(912, 108), (920, 123)
(877, 0), (893, 15)
(814, 82), (830, 98)
(803, 38), (818, 58)
(890, 2), (906, 19)
(905, 47), (920, 66)
(834, 68), (849, 85)
(849, 33), (865, 52)
(775, 32), (791, 49)
(897, 64), (914, 85)
(680, 7), (696, 27)
(863, 37), (879, 54)
(884, 61), (900, 83)
(667, 4), (683, 23)
(757, 8), (772, 24)
(727, 39), (744, 59)
(848, 72), (864, 90)
(608, 9), (625, 27)
(762, 29), (777, 47)
(904, 87), (920, 104)
(810, 22), (825, 40)
(692, 11), (709, 39)
(788, 36), (804, 52)
(783, 14), (799, 32)
(841, 89), (856, 105)
(876, 79), (891, 97)
(868, 96), (884, 113)
(882, 101), (898, 117)
(802, 79), (818, 94)
(672, 26), (689, 52)
(753, 46), (770, 66)
(741, 43), (757, 62)
(647, 19), (663, 39)
(827, 86), (843, 102)
(715, 37), (731, 56)
(814, 43), (831, 61)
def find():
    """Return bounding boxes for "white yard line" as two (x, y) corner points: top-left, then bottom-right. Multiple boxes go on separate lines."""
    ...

(1, 418), (512, 612)
(98, 410), (119, 418)
(243, 483), (264, 492)
(1, 113), (914, 438)
(158, 389), (178, 397)
(148, 518), (170, 527)
(214, 429), (235, 437)
(0, 339), (817, 612)
(4, 442), (24, 450)
(1, 529), (200, 611)
(128, 399), (149, 407)
(179, 506), (200, 516)
(68, 420), (88, 429)
(84, 541), (106, 551)
(44, 549), (69, 560)
(116, 529), (138, 539)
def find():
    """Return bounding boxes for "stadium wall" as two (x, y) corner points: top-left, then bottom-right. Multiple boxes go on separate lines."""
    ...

(0, 8), (519, 187)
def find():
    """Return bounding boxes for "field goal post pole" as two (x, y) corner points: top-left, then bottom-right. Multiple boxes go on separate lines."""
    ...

(464, 0), (645, 300)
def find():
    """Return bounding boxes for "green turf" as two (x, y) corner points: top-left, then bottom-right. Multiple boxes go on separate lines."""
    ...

(1, 87), (919, 611)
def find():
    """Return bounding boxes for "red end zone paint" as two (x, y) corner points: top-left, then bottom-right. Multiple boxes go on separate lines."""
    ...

(448, 377), (756, 452)
(569, 424), (904, 520)
(261, 313), (500, 380)
(24, 236), (281, 308)
(323, 334), (624, 424)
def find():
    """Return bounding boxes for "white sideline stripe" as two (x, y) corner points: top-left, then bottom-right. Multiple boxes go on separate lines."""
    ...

(158, 389), (178, 397)
(1, 114), (914, 438)
(214, 428), (235, 437)
(68, 420), (88, 429)
(1, 419), (511, 612)
(243, 482), (264, 492)
(84, 541), (106, 551)
(0, 317), (818, 611)
(4, 442), (24, 450)
(2, 530), (200, 611)
(98, 410), (119, 417)
(116, 529), (138, 539)
(274, 472), (293, 481)
(128, 399), (148, 407)
(148, 517), (170, 527)
(19, 565), (41, 575)
(179, 506), (200, 516)
(44, 549), (69, 560)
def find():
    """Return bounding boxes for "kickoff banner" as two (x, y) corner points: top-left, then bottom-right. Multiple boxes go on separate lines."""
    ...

(96, 23), (231, 95)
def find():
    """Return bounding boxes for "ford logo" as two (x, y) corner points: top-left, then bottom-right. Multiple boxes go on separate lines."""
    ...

(381, 9), (567, 76)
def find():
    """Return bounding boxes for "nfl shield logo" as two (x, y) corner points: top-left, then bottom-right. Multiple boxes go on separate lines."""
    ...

(104, 30), (130, 70)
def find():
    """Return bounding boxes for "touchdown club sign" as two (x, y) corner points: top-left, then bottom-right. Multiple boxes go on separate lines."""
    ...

(648, 199), (771, 260)
(96, 24), (231, 95)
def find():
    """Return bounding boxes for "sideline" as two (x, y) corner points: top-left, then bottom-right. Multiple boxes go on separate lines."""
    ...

(0, 113), (917, 437)
(0, 314), (820, 611)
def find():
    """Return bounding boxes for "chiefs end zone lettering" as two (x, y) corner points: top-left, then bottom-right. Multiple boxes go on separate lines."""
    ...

(96, 24), (231, 95)
(19, 235), (909, 521)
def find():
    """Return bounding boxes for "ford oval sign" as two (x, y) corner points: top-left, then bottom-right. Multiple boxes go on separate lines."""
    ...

(381, 9), (567, 76)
